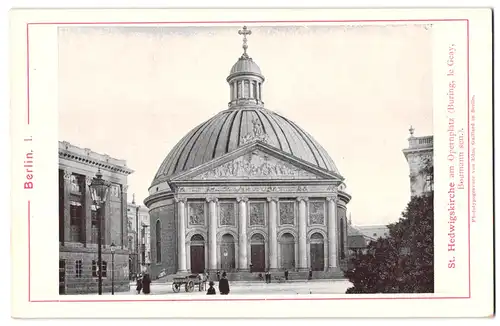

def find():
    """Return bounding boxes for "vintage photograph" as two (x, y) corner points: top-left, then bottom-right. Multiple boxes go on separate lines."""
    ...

(57, 23), (434, 296)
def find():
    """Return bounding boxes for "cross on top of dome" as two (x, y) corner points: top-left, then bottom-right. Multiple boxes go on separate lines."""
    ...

(238, 26), (252, 58)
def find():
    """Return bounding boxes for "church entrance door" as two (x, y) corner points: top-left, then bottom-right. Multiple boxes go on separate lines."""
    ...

(190, 234), (205, 274)
(250, 233), (265, 272)
(220, 234), (236, 272)
(309, 233), (325, 271)
(280, 233), (296, 270)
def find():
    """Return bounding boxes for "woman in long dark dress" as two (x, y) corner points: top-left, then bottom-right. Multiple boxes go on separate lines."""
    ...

(142, 274), (152, 294)
(136, 274), (143, 294)
(218, 272), (230, 295)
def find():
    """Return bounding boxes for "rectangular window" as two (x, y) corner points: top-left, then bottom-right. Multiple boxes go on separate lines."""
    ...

(243, 80), (249, 98)
(91, 205), (98, 244)
(92, 260), (108, 278)
(69, 201), (83, 243)
(70, 174), (82, 193)
(75, 260), (82, 278)
(101, 261), (107, 278)
(59, 170), (64, 242)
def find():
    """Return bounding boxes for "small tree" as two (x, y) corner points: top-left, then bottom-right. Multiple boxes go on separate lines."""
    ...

(345, 159), (434, 293)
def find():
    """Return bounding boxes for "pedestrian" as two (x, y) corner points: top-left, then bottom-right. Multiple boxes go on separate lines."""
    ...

(142, 273), (151, 294)
(136, 274), (143, 294)
(203, 270), (209, 291)
(265, 271), (269, 283)
(308, 269), (313, 281)
(206, 281), (216, 295)
(284, 269), (289, 281)
(268, 271), (272, 283)
(218, 272), (230, 295)
(216, 270), (221, 281)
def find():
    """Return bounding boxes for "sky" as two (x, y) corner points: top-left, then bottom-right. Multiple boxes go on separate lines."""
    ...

(58, 24), (433, 226)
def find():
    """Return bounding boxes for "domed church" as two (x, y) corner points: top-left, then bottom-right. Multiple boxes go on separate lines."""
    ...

(144, 26), (351, 280)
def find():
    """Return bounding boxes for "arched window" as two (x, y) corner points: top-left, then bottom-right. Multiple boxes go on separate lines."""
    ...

(155, 220), (161, 263)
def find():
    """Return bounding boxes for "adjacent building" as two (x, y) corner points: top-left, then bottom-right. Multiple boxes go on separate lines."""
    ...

(59, 141), (134, 294)
(402, 126), (434, 197)
(127, 198), (151, 277)
(145, 27), (351, 280)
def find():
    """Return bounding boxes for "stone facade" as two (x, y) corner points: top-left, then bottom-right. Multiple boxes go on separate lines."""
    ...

(149, 203), (177, 278)
(127, 202), (151, 277)
(402, 127), (434, 197)
(145, 27), (351, 279)
(59, 141), (133, 294)
(146, 142), (352, 278)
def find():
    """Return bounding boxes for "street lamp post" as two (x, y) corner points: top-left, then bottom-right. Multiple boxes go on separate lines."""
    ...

(89, 168), (111, 295)
(110, 242), (116, 295)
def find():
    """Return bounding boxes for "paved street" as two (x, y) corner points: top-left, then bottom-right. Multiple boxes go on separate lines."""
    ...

(91, 279), (352, 296)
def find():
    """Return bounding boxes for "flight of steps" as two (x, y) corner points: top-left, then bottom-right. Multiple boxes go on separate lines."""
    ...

(153, 269), (345, 283)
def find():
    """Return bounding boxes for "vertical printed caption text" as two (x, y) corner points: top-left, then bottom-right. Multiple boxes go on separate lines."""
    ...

(446, 44), (466, 269)
(24, 136), (34, 190)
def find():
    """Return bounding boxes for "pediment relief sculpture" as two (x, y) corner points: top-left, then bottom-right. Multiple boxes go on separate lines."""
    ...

(191, 150), (319, 180)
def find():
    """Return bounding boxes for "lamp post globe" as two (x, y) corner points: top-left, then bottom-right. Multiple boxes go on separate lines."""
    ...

(89, 168), (111, 295)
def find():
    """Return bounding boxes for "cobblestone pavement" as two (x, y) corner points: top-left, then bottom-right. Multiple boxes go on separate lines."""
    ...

(89, 279), (352, 296)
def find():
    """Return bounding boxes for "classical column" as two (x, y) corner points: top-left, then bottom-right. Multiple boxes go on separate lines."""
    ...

(267, 197), (279, 271)
(84, 176), (93, 247)
(237, 197), (248, 271)
(207, 197), (218, 272)
(175, 196), (187, 273)
(327, 196), (338, 270)
(297, 197), (308, 271)
(63, 170), (72, 244)
(121, 185), (129, 249)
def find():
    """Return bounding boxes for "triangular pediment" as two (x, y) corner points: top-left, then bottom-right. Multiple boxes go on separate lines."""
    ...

(170, 141), (340, 182)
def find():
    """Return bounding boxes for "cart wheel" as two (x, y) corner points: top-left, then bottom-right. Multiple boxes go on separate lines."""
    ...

(172, 283), (181, 293)
(185, 280), (194, 292)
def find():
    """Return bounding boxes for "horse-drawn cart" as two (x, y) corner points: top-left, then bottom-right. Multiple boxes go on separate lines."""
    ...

(172, 274), (205, 293)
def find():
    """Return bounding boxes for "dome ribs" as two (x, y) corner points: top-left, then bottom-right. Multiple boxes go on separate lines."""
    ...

(194, 112), (229, 167)
(235, 109), (245, 148)
(172, 116), (216, 174)
(266, 112), (294, 157)
(223, 109), (240, 155)
(181, 115), (220, 172)
(254, 110), (282, 150)
(286, 118), (328, 170)
(212, 111), (235, 159)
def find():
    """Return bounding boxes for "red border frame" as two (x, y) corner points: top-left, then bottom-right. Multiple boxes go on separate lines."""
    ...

(25, 18), (471, 303)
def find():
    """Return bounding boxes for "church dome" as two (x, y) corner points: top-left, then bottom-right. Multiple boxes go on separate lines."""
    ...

(229, 57), (262, 77)
(151, 108), (339, 186)
(150, 26), (339, 187)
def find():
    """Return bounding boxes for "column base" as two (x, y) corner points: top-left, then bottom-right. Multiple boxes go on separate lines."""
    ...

(297, 267), (309, 272)
(177, 269), (188, 274)
(238, 268), (250, 272)
(269, 268), (279, 272)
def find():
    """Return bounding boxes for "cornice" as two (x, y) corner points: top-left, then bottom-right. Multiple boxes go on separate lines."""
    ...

(59, 149), (134, 175)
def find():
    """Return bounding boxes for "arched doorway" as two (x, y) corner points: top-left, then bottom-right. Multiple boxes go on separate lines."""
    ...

(310, 232), (325, 271)
(280, 233), (295, 270)
(250, 233), (265, 272)
(190, 234), (205, 274)
(220, 234), (236, 272)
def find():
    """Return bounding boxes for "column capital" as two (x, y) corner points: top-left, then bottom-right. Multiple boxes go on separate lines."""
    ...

(206, 196), (218, 203)
(296, 196), (309, 203)
(122, 185), (129, 193)
(266, 197), (279, 203)
(63, 170), (72, 181)
(236, 197), (249, 203)
(326, 195), (338, 203)
(174, 195), (188, 204)
(85, 175), (92, 186)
